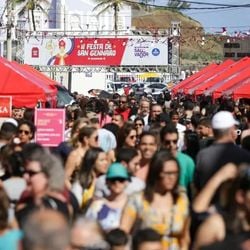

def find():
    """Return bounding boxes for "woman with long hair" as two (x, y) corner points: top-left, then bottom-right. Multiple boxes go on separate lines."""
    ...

(55, 117), (89, 164)
(71, 147), (108, 210)
(117, 122), (137, 149)
(193, 163), (250, 250)
(17, 120), (36, 145)
(120, 150), (190, 250)
(65, 126), (99, 184)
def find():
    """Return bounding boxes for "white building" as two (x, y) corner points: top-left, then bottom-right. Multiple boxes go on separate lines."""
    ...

(12, 0), (132, 34)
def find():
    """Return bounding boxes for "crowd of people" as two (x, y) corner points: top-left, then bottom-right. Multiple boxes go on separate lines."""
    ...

(0, 92), (250, 250)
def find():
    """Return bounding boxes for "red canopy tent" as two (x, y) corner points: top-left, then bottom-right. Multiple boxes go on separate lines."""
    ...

(20, 64), (57, 89)
(171, 63), (218, 94)
(212, 65), (250, 100)
(220, 77), (250, 100)
(193, 57), (250, 96)
(183, 59), (235, 95)
(232, 80), (250, 100)
(0, 57), (57, 108)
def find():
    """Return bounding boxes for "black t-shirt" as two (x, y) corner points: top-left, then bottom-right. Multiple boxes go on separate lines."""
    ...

(195, 142), (250, 191)
(16, 195), (72, 228)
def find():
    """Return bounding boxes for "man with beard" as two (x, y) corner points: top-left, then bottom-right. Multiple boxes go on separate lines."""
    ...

(114, 95), (131, 121)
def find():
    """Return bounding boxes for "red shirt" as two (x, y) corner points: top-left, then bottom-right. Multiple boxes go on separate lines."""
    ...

(115, 108), (131, 121)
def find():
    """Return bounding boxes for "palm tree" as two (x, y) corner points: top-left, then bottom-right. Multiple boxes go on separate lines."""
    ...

(93, 0), (142, 33)
(13, 0), (49, 31)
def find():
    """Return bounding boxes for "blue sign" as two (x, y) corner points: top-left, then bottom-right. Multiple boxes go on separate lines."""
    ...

(152, 48), (160, 56)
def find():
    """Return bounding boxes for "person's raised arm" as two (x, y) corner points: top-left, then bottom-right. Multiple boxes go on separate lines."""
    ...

(192, 163), (237, 213)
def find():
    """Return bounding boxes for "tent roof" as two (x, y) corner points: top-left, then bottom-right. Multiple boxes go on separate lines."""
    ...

(232, 80), (250, 99)
(183, 59), (235, 95)
(21, 64), (58, 89)
(0, 57), (56, 107)
(193, 57), (250, 96)
(11, 62), (57, 94)
(171, 63), (218, 94)
(212, 65), (250, 100)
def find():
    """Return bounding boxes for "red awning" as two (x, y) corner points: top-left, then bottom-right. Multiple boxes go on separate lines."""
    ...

(171, 63), (218, 94)
(212, 65), (250, 100)
(0, 57), (57, 108)
(232, 80), (250, 100)
(183, 59), (235, 95)
(193, 57), (250, 96)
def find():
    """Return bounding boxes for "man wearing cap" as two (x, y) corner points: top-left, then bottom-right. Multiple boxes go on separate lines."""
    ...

(194, 111), (250, 192)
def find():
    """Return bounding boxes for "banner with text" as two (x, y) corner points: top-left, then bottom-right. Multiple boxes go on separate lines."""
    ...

(0, 96), (12, 117)
(35, 109), (65, 147)
(24, 36), (169, 66)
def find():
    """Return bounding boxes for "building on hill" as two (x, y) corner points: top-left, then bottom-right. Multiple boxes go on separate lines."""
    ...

(223, 38), (250, 60)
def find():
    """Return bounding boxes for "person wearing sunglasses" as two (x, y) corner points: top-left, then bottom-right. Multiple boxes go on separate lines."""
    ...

(160, 123), (195, 194)
(134, 117), (145, 144)
(85, 162), (130, 231)
(120, 150), (190, 250)
(117, 122), (137, 149)
(17, 120), (36, 145)
(15, 149), (72, 227)
(114, 95), (131, 122)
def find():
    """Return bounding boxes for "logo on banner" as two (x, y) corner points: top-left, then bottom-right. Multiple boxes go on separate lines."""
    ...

(152, 48), (160, 56)
(31, 47), (39, 58)
(0, 96), (12, 117)
(134, 46), (149, 58)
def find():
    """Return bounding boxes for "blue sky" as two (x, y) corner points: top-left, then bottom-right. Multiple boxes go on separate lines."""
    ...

(1, 0), (250, 34)
(156, 0), (250, 33)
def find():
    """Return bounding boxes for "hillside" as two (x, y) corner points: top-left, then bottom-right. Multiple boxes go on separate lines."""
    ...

(132, 9), (223, 70)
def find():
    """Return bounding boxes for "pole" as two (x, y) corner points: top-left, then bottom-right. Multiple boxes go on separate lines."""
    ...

(6, 0), (13, 61)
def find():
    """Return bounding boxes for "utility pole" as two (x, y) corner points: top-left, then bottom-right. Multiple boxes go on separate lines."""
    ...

(6, 0), (13, 61)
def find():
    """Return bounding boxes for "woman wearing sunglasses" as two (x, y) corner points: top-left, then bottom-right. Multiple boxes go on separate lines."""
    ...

(85, 162), (130, 231)
(71, 147), (108, 211)
(120, 150), (190, 250)
(15, 149), (73, 227)
(17, 120), (36, 145)
(65, 126), (99, 184)
(117, 122), (137, 149)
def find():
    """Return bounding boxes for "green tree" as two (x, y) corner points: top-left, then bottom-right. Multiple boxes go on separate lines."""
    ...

(93, 0), (142, 33)
(13, 0), (49, 31)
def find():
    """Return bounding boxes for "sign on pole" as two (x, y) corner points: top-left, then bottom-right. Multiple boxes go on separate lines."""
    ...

(34, 108), (65, 147)
(0, 96), (12, 117)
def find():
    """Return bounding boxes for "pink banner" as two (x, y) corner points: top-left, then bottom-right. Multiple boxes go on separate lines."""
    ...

(35, 109), (65, 147)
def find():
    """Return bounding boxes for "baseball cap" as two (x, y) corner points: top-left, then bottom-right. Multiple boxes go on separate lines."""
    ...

(106, 163), (129, 180)
(212, 111), (239, 129)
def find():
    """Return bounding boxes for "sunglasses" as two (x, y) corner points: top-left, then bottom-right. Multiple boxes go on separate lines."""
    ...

(19, 129), (30, 135)
(24, 169), (43, 177)
(164, 139), (178, 145)
(160, 171), (179, 178)
(135, 123), (143, 127)
(71, 244), (107, 250)
(129, 135), (137, 140)
(108, 178), (127, 183)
